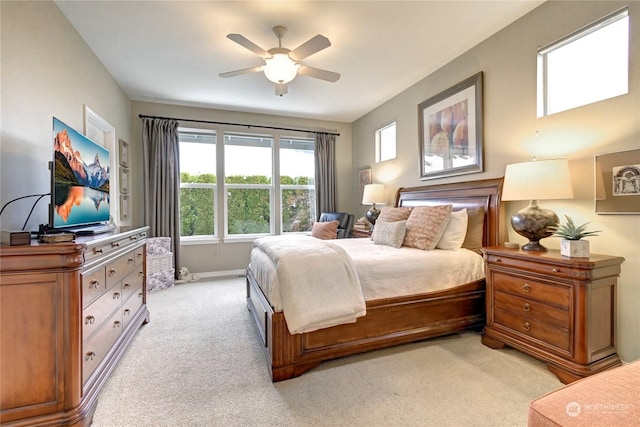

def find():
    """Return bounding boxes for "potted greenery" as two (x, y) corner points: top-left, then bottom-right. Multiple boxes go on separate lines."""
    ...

(554, 215), (601, 257)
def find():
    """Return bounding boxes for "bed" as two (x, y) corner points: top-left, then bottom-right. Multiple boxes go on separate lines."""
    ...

(246, 178), (504, 381)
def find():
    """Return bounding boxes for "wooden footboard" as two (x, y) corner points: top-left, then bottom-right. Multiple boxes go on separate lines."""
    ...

(247, 268), (485, 382)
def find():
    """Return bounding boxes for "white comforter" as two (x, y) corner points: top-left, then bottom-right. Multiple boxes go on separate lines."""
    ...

(252, 235), (366, 335)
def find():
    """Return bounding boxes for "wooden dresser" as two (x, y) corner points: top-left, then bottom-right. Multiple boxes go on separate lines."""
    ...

(481, 246), (624, 384)
(0, 226), (149, 426)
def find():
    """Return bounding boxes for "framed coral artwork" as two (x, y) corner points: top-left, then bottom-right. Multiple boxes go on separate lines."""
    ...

(418, 72), (483, 180)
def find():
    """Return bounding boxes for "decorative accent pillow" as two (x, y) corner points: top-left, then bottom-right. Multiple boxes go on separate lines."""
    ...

(461, 207), (485, 253)
(403, 205), (452, 250)
(311, 220), (339, 240)
(373, 220), (407, 248)
(436, 208), (468, 250)
(377, 207), (412, 222)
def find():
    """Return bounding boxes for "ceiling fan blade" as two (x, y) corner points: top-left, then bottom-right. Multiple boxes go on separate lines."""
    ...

(289, 35), (331, 61)
(275, 82), (288, 97)
(298, 65), (340, 82)
(219, 65), (264, 78)
(226, 34), (269, 57)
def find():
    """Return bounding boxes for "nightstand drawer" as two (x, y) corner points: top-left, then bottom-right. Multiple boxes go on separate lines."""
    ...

(494, 290), (569, 329)
(485, 253), (576, 280)
(494, 309), (570, 351)
(492, 272), (570, 308)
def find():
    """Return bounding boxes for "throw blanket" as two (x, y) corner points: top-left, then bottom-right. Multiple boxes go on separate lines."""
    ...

(253, 235), (366, 334)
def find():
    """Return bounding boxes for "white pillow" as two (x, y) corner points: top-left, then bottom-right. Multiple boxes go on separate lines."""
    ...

(373, 220), (407, 248)
(436, 208), (468, 250)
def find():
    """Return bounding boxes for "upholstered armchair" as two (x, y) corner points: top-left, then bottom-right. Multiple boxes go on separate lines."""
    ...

(319, 212), (355, 238)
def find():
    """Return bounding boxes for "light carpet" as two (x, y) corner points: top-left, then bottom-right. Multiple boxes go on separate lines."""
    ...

(92, 277), (562, 427)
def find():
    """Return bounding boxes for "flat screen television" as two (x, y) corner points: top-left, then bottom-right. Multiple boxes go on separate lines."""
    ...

(49, 117), (111, 231)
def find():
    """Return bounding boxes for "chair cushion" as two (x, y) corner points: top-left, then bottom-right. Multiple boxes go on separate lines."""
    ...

(319, 212), (349, 229)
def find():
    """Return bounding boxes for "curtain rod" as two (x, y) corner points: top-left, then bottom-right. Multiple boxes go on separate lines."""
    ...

(138, 114), (340, 137)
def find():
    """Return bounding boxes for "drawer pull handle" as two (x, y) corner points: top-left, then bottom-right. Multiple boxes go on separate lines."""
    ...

(112, 242), (120, 247)
(95, 248), (104, 254)
(494, 257), (502, 262)
(131, 235), (138, 241)
(523, 321), (531, 331)
(522, 283), (531, 292)
(113, 292), (121, 300)
(138, 292), (143, 299)
(137, 253), (143, 258)
(109, 269), (117, 277)
(124, 283), (131, 289)
(124, 309), (131, 316)
(552, 268), (559, 273)
(85, 351), (96, 361)
(90, 280), (100, 289)
(128, 257), (135, 264)
(85, 315), (95, 325)
(113, 321), (121, 328)
(523, 303), (531, 312)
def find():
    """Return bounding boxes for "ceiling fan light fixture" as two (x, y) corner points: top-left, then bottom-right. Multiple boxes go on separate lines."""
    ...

(264, 54), (299, 84)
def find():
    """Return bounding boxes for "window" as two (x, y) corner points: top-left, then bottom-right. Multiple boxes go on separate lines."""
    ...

(179, 129), (217, 239)
(280, 138), (315, 233)
(224, 133), (273, 236)
(375, 121), (396, 163)
(537, 7), (629, 117)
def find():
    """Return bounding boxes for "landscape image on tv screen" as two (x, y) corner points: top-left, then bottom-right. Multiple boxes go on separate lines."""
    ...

(52, 117), (110, 228)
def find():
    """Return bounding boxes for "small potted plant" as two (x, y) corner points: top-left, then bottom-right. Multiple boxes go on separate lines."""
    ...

(554, 215), (601, 257)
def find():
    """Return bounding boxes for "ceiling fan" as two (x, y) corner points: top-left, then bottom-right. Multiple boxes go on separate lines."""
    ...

(219, 26), (340, 96)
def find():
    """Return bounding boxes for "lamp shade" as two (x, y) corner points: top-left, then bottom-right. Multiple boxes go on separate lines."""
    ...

(362, 184), (385, 205)
(502, 159), (574, 201)
(263, 54), (300, 84)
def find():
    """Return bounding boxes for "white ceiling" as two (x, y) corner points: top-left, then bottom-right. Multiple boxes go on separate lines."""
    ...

(55, 1), (545, 123)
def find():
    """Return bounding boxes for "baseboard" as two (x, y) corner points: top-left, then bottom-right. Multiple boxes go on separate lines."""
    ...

(196, 269), (246, 279)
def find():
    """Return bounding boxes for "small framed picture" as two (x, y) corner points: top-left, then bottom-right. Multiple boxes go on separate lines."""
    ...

(120, 194), (129, 221)
(119, 167), (129, 194)
(119, 139), (129, 167)
(595, 149), (640, 214)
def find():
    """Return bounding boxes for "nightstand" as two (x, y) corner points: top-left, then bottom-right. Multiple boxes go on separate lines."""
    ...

(481, 246), (624, 384)
(351, 228), (372, 238)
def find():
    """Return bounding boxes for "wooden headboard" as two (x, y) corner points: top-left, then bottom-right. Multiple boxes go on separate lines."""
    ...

(394, 177), (505, 247)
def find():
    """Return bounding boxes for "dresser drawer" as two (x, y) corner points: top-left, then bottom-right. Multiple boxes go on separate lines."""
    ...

(82, 309), (124, 384)
(492, 272), (570, 308)
(105, 249), (137, 288)
(82, 283), (123, 341)
(82, 266), (107, 308)
(494, 308), (570, 352)
(121, 286), (144, 329)
(494, 290), (570, 329)
(485, 253), (578, 280)
(121, 266), (144, 302)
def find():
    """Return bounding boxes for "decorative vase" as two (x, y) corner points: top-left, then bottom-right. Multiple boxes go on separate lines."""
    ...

(560, 239), (590, 257)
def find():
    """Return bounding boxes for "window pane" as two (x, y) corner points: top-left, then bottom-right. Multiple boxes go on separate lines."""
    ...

(538, 9), (628, 117)
(179, 130), (216, 237)
(180, 186), (214, 236)
(280, 138), (314, 184)
(282, 188), (315, 232)
(227, 188), (270, 235)
(376, 122), (396, 163)
(225, 134), (272, 184)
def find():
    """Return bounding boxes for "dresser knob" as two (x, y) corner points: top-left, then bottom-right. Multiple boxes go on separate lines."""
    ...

(90, 279), (100, 289)
(85, 351), (96, 361)
(124, 309), (131, 316)
(138, 292), (143, 299)
(137, 253), (143, 258)
(522, 283), (531, 292)
(95, 248), (104, 254)
(523, 303), (531, 312)
(124, 283), (131, 289)
(523, 321), (531, 331)
(109, 269), (117, 277)
(112, 242), (120, 247)
(128, 257), (135, 264)
(113, 321), (121, 328)
(85, 315), (95, 325)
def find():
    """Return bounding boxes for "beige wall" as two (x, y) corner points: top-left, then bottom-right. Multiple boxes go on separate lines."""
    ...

(130, 101), (352, 274)
(352, 1), (639, 362)
(0, 1), (132, 232)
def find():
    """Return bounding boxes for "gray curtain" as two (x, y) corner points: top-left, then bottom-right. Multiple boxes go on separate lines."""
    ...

(314, 132), (337, 218)
(142, 118), (181, 277)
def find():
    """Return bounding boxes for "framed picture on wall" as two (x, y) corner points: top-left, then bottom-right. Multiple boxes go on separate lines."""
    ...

(119, 167), (129, 194)
(418, 72), (484, 180)
(359, 167), (372, 205)
(120, 195), (129, 221)
(595, 149), (640, 214)
(119, 139), (129, 167)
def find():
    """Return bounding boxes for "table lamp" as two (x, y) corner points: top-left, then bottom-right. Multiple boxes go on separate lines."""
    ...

(502, 158), (574, 251)
(362, 183), (385, 227)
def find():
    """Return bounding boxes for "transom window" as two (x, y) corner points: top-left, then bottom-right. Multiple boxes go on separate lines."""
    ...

(375, 121), (396, 163)
(537, 7), (629, 117)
